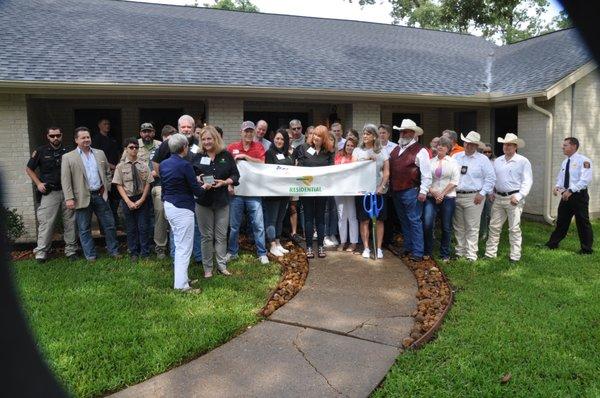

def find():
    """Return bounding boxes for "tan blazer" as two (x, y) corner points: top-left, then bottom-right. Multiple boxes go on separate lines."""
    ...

(61, 148), (112, 209)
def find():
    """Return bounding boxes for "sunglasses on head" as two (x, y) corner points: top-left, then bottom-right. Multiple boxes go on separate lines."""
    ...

(128, 145), (139, 150)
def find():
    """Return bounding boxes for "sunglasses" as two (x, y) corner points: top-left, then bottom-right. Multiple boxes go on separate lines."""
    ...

(128, 145), (139, 150)
(48, 134), (62, 138)
(291, 127), (301, 130)
(483, 151), (492, 154)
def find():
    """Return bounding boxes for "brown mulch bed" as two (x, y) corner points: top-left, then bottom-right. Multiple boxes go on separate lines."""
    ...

(387, 236), (454, 349)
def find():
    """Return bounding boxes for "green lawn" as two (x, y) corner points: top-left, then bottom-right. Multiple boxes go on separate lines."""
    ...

(11, 253), (280, 397)
(375, 220), (600, 397)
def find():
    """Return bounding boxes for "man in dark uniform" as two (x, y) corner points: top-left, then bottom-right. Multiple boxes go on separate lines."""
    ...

(92, 118), (122, 228)
(25, 127), (78, 262)
(545, 137), (594, 254)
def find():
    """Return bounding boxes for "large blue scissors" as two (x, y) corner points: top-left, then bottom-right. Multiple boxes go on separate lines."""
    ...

(362, 192), (384, 260)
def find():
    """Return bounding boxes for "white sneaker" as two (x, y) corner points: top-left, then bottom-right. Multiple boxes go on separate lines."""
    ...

(323, 236), (335, 247)
(330, 235), (339, 245)
(362, 248), (371, 258)
(224, 253), (238, 263)
(276, 244), (289, 254)
(377, 248), (384, 259)
(259, 255), (269, 265)
(270, 247), (284, 257)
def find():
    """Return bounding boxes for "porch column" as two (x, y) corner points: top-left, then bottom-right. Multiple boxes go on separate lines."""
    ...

(206, 98), (244, 145)
(0, 94), (36, 241)
(351, 102), (381, 130)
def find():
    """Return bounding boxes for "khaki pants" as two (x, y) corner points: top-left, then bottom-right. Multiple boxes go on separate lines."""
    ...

(195, 204), (229, 273)
(453, 193), (484, 260)
(151, 186), (169, 253)
(485, 196), (524, 261)
(33, 190), (77, 259)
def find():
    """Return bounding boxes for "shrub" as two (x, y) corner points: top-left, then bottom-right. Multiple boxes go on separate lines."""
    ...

(3, 207), (25, 243)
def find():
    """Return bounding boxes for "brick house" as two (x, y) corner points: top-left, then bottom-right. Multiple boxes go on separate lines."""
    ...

(0, 0), (598, 241)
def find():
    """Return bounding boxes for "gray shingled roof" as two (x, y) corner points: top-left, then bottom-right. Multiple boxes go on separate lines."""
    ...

(0, 0), (593, 97)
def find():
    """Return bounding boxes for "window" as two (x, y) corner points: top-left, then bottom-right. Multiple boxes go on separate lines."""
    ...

(454, 111), (477, 140)
(493, 106), (518, 156)
(74, 109), (122, 143)
(139, 108), (184, 136)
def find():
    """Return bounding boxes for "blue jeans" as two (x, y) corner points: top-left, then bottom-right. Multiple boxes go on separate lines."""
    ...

(264, 198), (288, 243)
(324, 196), (339, 237)
(170, 216), (202, 261)
(75, 192), (119, 259)
(121, 197), (151, 257)
(423, 196), (455, 258)
(228, 196), (267, 256)
(392, 188), (424, 257)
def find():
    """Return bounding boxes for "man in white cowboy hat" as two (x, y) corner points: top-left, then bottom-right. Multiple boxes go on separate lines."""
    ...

(389, 119), (432, 261)
(452, 131), (496, 261)
(484, 133), (532, 263)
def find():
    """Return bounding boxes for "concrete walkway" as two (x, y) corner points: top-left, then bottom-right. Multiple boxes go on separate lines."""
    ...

(111, 250), (417, 398)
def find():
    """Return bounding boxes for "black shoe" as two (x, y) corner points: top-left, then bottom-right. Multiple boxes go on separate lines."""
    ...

(540, 242), (557, 250)
(66, 254), (79, 262)
(36, 258), (46, 264)
(291, 234), (304, 244)
(409, 255), (423, 262)
(578, 249), (593, 255)
(509, 258), (519, 264)
(402, 250), (411, 257)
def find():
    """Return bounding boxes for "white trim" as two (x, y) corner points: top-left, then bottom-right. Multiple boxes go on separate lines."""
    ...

(545, 61), (597, 100)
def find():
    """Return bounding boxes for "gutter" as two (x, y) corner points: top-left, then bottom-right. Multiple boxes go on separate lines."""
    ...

(526, 97), (555, 225)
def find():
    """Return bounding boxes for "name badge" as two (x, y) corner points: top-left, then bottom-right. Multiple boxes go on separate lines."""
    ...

(233, 149), (240, 155)
(461, 165), (468, 175)
(200, 156), (211, 165)
(202, 175), (215, 185)
(307, 147), (316, 156)
(190, 144), (200, 154)
(276, 153), (285, 160)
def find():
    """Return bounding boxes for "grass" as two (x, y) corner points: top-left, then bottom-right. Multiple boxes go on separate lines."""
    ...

(374, 220), (600, 397)
(11, 253), (280, 397)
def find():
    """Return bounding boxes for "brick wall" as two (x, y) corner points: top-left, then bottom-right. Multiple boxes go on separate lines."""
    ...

(206, 98), (244, 145)
(351, 103), (380, 131)
(0, 94), (36, 240)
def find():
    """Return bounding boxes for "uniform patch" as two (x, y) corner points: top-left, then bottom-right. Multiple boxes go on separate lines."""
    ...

(584, 161), (591, 169)
(31, 150), (37, 158)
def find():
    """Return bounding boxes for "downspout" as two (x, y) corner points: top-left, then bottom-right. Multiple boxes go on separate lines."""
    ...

(526, 97), (555, 225)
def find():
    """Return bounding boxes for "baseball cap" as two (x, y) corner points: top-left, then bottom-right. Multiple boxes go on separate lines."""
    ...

(140, 122), (154, 131)
(241, 121), (256, 131)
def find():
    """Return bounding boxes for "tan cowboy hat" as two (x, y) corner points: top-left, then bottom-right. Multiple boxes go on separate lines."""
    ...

(497, 133), (525, 148)
(393, 119), (423, 136)
(461, 131), (482, 144)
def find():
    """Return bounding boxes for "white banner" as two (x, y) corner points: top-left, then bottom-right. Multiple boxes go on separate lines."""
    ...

(234, 161), (376, 197)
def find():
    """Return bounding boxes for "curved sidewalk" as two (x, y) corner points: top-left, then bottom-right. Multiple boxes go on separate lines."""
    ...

(111, 250), (417, 398)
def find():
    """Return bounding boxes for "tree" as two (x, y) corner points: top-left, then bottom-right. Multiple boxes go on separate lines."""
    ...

(202, 0), (260, 12)
(351, 0), (571, 44)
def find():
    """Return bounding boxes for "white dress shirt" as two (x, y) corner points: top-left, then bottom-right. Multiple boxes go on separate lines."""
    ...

(555, 152), (593, 193)
(255, 137), (271, 151)
(397, 139), (432, 195)
(429, 155), (460, 197)
(337, 137), (346, 151)
(493, 153), (533, 201)
(453, 151), (496, 195)
(78, 147), (102, 190)
(381, 140), (398, 157)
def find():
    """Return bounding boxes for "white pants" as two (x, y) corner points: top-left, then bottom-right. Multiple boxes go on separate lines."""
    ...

(335, 196), (358, 244)
(453, 193), (484, 260)
(485, 196), (524, 260)
(164, 201), (194, 290)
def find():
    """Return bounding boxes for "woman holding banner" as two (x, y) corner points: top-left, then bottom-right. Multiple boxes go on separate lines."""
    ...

(353, 124), (389, 259)
(264, 128), (294, 257)
(334, 137), (359, 252)
(294, 125), (335, 259)
(192, 126), (239, 278)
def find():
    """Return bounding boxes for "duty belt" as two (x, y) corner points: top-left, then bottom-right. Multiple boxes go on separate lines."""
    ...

(456, 190), (478, 194)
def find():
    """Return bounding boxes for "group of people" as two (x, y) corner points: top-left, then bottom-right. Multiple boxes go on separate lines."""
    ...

(26, 114), (594, 292)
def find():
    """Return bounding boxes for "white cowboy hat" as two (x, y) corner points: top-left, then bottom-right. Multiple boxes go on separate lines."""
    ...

(460, 131), (482, 145)
(497, 133), (525, 148)
(393, 119), (423, 136)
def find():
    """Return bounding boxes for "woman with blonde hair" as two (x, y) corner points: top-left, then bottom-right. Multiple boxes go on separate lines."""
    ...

(293, 125), (335, 258)
(353, 124), (390, 259)
(192, 125), (240, 278)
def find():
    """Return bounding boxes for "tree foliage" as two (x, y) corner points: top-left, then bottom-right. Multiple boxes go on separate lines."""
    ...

(202, 0), (260, 12)
(352, 0), (571, 44)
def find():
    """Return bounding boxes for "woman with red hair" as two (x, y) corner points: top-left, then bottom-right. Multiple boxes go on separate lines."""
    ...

(293, 125), (335, 259)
